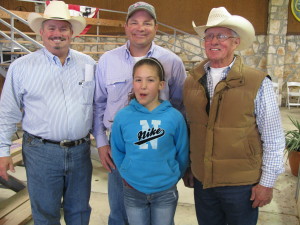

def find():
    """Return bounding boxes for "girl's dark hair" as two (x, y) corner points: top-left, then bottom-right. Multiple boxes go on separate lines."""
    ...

(128, 57), (165, 101)
(133, 57), (165, 81)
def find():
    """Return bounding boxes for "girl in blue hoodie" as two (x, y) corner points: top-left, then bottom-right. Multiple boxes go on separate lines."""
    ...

(111, 57), (189, 225)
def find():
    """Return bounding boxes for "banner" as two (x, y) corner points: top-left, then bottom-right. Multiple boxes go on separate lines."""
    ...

(46, 1), (99, 35)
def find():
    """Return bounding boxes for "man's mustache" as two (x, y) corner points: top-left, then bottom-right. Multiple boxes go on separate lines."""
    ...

(49, 37), (67, 41)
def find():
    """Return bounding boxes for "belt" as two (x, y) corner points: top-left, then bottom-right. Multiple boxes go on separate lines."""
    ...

(30, 133), (89, 148)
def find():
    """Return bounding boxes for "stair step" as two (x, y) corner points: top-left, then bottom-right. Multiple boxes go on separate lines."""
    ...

(3, 52), (28, 55)
(77, 34), (126, 38)
(1, 31), (36, 36)
(83, 51), (105, 55)
(71, 42), (125, 45)
(0, 40), (33, 44)
(0, 40), (125, 45)
(0, 63), (10, 67)
(1, 31), (126, 39)
(1, 51), (108, 57)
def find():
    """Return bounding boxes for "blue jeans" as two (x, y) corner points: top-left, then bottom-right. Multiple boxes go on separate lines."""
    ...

(194, 178), (258, 225)
(22, 132), (92, 225)
(123, 185), (178, 225)
(108, 169), (129, 225)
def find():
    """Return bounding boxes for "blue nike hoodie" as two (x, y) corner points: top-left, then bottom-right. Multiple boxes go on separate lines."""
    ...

(111, 99), (189, 194)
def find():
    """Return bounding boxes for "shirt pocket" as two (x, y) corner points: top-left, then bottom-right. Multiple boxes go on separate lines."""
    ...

(107, 77), (131, 103)
(80, 80), (95, 105)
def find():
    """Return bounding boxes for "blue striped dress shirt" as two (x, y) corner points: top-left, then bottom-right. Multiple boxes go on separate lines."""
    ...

(205, 60), (285, 188)
(0, 48), (96, 156)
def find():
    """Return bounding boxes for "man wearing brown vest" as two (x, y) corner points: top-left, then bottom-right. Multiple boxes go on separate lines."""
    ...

(183, 7), (285, 225)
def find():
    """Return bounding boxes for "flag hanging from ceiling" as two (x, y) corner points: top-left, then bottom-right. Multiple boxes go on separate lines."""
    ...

(46, 1), (99, 35)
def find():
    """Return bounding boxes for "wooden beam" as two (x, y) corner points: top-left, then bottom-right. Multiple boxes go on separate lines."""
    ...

(8, 138), (23, 166)
(0, 76), (4, 97)
(0, 40), (125, 45)
(0, 63), (9, 67)
(82, 51), (105, 55)
(0, 188), (31, 225)
(1, 30), (126, 38)
(1, 31), (36, 36)
(0, 188), (29, 219)
(0, 40), (32, 44)
(0, 10), (124, 27)
(10, 138), (22, 157)
(11, 153), (23, 167)
(2, 52), (28, 55)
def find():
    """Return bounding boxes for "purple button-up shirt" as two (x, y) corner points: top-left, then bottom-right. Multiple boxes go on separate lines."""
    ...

(92, 41), (187, 148)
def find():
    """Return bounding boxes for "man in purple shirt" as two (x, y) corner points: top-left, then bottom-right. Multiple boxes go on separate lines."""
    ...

(92, 2), (186, 225)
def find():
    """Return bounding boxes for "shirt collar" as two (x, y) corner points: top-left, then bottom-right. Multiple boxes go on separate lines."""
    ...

(42, 48), (71, 66)
(124, 41), (155, 60)
(204, 56), (236, 77)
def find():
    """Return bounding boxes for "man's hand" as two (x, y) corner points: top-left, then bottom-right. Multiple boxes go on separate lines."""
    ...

(0, 156), (15, 181)
(98, 145), (115, 172)
(182, 167), (194, 188)
(250, 184), (273, 208)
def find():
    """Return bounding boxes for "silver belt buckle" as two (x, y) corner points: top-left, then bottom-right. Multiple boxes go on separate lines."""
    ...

(60, 140), (71, 147)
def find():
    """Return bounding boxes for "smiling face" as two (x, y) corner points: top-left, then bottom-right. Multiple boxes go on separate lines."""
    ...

(125, 10), (158, 56)
(133, 64), (165, 111)
(204, 27), (240, 68)
(40, 20), (73, 58)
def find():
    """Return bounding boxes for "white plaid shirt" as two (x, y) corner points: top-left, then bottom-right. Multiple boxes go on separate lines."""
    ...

(204, 60), (285, 188)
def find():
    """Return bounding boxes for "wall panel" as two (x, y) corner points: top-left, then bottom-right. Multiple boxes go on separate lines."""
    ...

(1, 0), (269, 34)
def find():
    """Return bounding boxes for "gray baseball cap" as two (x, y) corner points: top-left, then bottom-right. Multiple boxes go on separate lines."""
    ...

(126, 2), (156, 22)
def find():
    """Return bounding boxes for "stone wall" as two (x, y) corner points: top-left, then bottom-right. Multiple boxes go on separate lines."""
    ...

(285, 36), (300, 81)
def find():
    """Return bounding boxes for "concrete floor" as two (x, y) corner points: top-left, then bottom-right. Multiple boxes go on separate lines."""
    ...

(1, 107), (300, 225)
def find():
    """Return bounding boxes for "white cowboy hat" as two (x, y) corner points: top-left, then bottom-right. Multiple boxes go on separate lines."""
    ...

(27, 1), (86, 37)
(192, 7), (255, 50)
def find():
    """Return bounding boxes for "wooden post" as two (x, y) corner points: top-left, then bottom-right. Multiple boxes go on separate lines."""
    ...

(0, 76), (4, 97)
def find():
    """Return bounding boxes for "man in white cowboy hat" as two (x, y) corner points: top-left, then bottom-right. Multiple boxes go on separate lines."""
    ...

(0, 1), (95, 224)
(92, 1), (186, 225)
(183, 7), (285, 225)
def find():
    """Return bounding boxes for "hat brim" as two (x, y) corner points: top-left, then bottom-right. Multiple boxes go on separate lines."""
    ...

(28, 13), (86, 37)
(193, 15), (255, 50)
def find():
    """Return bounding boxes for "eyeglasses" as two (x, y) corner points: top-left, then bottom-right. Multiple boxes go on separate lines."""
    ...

(202, 34), (237, 42)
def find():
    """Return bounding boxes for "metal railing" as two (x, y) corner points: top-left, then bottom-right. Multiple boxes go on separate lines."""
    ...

(0, 5), (43, 77)
(17, 0), (203, 56)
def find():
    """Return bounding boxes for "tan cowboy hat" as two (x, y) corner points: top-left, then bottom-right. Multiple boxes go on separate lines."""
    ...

(192, 7), (255, 50)
(27, 1), (86, 37)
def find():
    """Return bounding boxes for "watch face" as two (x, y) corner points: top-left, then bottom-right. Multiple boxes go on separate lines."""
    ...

(291, 0), (300, 22)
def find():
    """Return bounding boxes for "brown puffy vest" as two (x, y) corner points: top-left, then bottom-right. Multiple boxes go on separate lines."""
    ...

(183, 56), (268, 189)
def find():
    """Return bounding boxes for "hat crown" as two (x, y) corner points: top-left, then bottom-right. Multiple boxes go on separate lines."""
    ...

(192, 7), (255, 51)
(206, 7), (231, 26)
(44, 1), (71, 20)
(126, 1), (156, 21)
(27, 1), (86, 37)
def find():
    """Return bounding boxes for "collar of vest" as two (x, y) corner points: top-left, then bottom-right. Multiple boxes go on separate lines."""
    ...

(190, 55), (245, 90)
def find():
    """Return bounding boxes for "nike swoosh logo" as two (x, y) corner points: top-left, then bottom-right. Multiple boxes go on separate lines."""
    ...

(134, 130), (165, 145)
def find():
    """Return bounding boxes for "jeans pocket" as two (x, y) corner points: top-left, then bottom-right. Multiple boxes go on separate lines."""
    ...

(23, 132), (43, 147)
